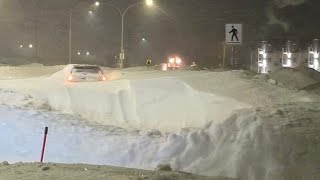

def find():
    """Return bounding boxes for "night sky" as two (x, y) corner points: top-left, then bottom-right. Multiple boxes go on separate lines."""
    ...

(0, 0), (320, 66)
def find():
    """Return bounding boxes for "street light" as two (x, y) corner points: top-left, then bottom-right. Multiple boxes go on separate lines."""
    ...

(86, 51), (90, 56)
(146, 0), (154, 6)
(77, 51), (81, 55)
(29, 44), (33, 48)
(88, 10), (93, 15)
(94, 0), (154, 69)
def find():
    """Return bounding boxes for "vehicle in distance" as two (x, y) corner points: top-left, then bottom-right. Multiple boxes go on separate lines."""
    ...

(161, 56), (183, 71)
(65, 64), (107, 82)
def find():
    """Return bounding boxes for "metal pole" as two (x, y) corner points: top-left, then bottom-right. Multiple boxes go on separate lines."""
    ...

(119, 3), (140, 69)
(120, 14), (124, 69)
(250, 50), (253, 71)
(231, 46), (234, 68)
(222, 43), (226, 68)
(69, 9), (72, 64)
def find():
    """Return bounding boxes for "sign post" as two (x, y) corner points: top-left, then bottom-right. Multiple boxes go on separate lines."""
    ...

(225, 24), (242, 67)
(222, 42), (226, 68)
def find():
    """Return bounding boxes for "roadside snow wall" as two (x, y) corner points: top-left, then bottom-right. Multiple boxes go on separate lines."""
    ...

(1, 103), (319, 180)
(42, 71), (248, 132)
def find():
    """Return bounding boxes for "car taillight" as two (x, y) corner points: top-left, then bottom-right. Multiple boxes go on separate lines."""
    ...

(67, 75), (73, 81)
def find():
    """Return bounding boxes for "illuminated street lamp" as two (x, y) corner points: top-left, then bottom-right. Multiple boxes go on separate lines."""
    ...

(86, 51), (90, 56)
(146, 0), (154, 6)
(94, 0), (154, 69)
(29, 44), (33, 48)
(77, 51), (81, 56)
(20, 45), (23, 48)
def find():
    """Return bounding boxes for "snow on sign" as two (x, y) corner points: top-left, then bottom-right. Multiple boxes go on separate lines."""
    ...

(226, 24), (242, 45)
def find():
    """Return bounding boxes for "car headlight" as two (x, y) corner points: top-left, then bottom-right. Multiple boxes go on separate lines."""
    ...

(176, 57), (182, 64)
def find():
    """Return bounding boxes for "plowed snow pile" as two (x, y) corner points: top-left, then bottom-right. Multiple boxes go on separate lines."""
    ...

(0, 65), (63, 79)
(0, 66), (320, 180)
(0, 103), (319, 180)
(1, 69), (250, 132)
(268, 67), (320, 89)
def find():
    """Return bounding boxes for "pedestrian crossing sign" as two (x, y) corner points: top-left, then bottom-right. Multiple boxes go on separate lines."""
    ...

(226, 24), (242, 45)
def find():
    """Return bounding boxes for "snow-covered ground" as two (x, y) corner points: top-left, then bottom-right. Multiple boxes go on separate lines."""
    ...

(0, 65), (320, 180)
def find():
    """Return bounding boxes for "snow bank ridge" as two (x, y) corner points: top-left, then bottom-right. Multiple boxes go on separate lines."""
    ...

(43, 75), (247, 132)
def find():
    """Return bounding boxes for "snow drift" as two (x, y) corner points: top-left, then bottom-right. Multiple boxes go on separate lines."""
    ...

(0, 65), (63, 80)
(1, 103), (319, 180)
(268, 67), (320, 89)
(0, 67), (318, 132)
(43, 70), (249, 132)
(1, 66), (320, 180)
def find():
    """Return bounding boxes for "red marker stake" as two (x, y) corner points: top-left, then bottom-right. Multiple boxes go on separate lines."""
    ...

(40, 127), (48, 163)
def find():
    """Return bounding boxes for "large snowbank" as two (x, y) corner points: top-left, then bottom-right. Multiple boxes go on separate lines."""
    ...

(1, 103), (319, 180)
(0, 68), (318, 131)
(38, 70), (249, 132)
(268, 67), (320, 89)
(1, 67), (320, 180)
(0, 65), (64, 79)
(0, 57), (33, 66)
(180, 70), (317, 106)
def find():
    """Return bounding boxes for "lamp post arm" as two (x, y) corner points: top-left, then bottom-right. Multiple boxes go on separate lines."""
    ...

(122, 3), (141, 18)
(100, 3), (123, 17)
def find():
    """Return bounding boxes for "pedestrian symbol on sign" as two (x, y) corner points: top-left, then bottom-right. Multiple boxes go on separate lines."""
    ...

(229, 26), (239, 42)
(226, 24), (242, 44)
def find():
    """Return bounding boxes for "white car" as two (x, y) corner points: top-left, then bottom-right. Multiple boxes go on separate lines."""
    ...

(65, 64), (107, 82)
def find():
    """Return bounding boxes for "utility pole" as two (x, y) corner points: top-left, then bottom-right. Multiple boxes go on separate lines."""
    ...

(222, 42), (226, 68)
(69, 9), (72, 64)
(250, 50), (253, 71)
